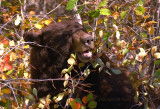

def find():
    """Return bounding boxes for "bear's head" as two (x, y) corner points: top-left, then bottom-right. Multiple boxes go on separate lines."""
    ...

(23, 21), (94, 63)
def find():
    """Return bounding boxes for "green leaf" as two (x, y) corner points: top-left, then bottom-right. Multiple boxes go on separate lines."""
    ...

(98, 0), (107, 7)
(6, 69), (13, 75)
(92, 62), (99, 68)
(120, 11), (127, 19)
(80, 106), (86, 109)
(100, 9), (111, 16)
(25, 95), (35, 100)
(75, 98), (82, 104)
(111, 68), (122, 74)
(154, 60), (160, 65)
(96, 58), (104, 67)
(154, 69), (160, 78)
(88, 9), (100, 18)
(33, 88), (38, 96)
(140, 32), (148, 38)
(77, 4), (85, 13)
(135, 6), (145, 15)
(87, 93), (94, 102)
(138, 0), (146, 5)
(122, 48), (129, 55)
(66, 0), (79, 10)
(153, 83), (160, 87)
(103, 32), (111, 41)
(70, 99), (76, 109)
(88, 101), (97, 108)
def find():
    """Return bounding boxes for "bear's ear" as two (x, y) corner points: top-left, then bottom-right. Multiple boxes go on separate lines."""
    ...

(23, 31), (42, 45)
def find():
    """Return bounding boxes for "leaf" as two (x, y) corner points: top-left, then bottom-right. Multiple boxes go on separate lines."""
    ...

(112, 12), (119, 20)
(1, 88), (11, 94)
(120, 11), (127, 19)
(56, 93), (64, 102)
(66, 0), (78, 10)
(154, 53), (160, 59)
(15, 15), (21, 26)
(152, 36), (160, 41)
(44, 20), (52, 25)
(88, 101), (97, 108)
(154, 69), (160, 78)
(154, 60), (160, 65)
(138, 0), (146, 5)
(88, 9), (100, 18)
(70, 98), (76, 109)
(135, 6), (145, 15)
(4, 62), (13, 71)
(87, 93), (93, 102)
(9, 40), (15, 46)
(75, 103), (81, 109)
(96, 58), (104, 67)
(100, 9), (111, 16)
(68, 58), (76, 65)
(151, 46), (157, 54)
(98, 0), (107, 7)
(6, 69), (13, 75)
(75, 98), (82, 104)
(3, 38), (9, 46)
(35, 23), (43, 29)
(103, 32), (111, 41)
(139, 48), (147, 58)
(63, 74), (69, 87)
(4, 55), (10, 62)
(116, 30), (120, 39)
(148, 27), (154, 35)
(33, 88), (37, 96)
(120, 40), (126, 48)
(153, 83), (160, 87)
(111, 68), (122, 74)
(122, 48), (129, 55)
(77, 4), (85, 13)
(140, 32), (147, 38)
(82, 96), (87, 104)
(84, 69), (90, 77)
(61, 68), (68, 74)
(80, 106), (86, 109)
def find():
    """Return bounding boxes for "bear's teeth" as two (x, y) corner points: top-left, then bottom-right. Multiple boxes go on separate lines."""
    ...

(83, 51), (92, 57)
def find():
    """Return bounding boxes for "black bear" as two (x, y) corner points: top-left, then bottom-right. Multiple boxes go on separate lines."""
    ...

(24, 21), (141, 109)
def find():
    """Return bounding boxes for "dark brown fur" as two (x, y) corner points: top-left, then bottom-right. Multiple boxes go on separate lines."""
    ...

(23, 21), (141, 109)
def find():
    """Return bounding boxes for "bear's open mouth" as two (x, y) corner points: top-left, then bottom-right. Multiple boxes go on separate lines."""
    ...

(82, 50), (92, 58)
(77, 50), (93, 62)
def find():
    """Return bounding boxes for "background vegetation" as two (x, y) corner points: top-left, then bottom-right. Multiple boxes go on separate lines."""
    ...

(0, 0), (160, 108)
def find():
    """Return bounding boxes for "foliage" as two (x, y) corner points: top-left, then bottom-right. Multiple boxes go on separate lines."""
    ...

(0, 0), (160, 108)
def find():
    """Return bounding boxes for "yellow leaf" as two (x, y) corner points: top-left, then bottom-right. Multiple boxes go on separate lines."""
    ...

(44, 20), (52, 25)
(139, 65), (142, 73)
(148, 27), (154, 35)
(15, 15), (21, 26)
(112, 12), (119, 20)
(9, 40), (15, 46)
(151, 46), (157, 54)
(152, 36), (160, 41)
(23, 45), (29, 48)
(35, 23), (43, 29)
(154, 53), (160, 59)
(2, 74), (7, 80)
(67, 58), (76, 65)
(139, 48), (147, 58)
(1, 88), (11, 94)
(120, 40), (126, 48)
(135, 54), (143, 62)
(99, 30), (103, 37)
